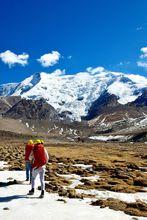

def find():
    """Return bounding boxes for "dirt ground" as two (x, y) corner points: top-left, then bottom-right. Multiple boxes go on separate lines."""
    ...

(0, 139), (147, 216)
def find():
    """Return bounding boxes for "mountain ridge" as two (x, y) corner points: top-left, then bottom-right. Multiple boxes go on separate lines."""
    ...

(0, 68), (147, 121)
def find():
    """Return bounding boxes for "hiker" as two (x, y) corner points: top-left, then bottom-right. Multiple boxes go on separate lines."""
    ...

(25, 140), (34, 182)
(28, 139), (49, 198)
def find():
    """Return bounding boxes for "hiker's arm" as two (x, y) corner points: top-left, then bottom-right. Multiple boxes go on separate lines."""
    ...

(45, 149), (49, 163)
(29, 150), (34, 163)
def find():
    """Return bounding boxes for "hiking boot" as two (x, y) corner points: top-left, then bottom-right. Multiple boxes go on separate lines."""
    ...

(27, 188), (34, 195)
(39, 190), (44, 198)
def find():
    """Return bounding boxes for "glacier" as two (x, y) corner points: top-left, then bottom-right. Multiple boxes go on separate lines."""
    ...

(0, 67), (147, 121)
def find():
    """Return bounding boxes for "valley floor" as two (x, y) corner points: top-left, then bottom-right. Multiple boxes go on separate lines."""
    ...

(0, 140), (147, 220)
(0, 169), (146, 220)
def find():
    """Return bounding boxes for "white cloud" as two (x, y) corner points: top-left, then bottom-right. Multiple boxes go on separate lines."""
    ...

(137, 61), (147, 68)
(37, 51), (61, 67)
(0, 50), (29, 67)
(137, 46), (147, 69)
(140, 47), (147, 58)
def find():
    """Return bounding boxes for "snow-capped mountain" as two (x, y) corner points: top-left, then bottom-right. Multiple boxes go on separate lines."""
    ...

(0, 67), (147, 121)
(0, 83), (18, 96)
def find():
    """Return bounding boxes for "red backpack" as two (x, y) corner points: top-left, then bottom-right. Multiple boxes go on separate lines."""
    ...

(32, 144), (47, 168)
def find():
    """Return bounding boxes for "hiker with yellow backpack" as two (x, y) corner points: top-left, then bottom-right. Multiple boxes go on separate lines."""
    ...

(28, 139), (49, 198)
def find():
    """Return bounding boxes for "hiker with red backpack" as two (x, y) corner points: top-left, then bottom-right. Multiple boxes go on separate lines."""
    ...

(28, 139), (49, 198)
(25, 140), (34, 182)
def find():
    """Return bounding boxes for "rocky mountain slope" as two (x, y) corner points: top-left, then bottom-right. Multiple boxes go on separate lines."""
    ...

(87, 89), (147, 133)
(1, 98), (90, 139)
(0, 96), (21, 114)
(0, 68), (147, 140)
(3, 99), (59, 121)
(0, 68), (147, 121)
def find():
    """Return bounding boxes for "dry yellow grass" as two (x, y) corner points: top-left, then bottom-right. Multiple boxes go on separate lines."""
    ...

(45, 142), (147, 167)
(0, 139), (146, 217)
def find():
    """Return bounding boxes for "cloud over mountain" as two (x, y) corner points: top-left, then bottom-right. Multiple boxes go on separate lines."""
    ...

(137, 46), (147, 68)
(37, 51), (61, 67)
(0, 50), (29, 67)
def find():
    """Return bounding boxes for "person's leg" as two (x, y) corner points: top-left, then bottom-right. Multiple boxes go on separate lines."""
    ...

(28, 162), (32, 183)
(30, 164), (32, 183)
(28, 168), (38, 195)
(39, 167), (45, 191)
(39, 167), (45, 198)
(25, 161), (29, 180)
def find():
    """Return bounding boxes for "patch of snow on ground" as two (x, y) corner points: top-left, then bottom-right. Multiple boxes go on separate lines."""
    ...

(0, 161), (8, 169)
(139, 117), (147, 126)
(73, 164), (93, 170)
(83, 175), (100, 182)
(58, 174), (83, 189)
(89, 135), (132, 141)
(57, 173), (99, 189)
(1, 169), (142, 220)
(73, 130), (77, 136)
(25, 122), (29, 128)
(1, 162), (147, 220)
(59, 128), (64, 135)
(76, 189), (147, 204)
(67, 137), (75, 142)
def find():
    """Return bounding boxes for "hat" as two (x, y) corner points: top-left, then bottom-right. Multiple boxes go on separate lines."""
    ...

(28, 140), (33, 144)
(35, 139), (41, 144)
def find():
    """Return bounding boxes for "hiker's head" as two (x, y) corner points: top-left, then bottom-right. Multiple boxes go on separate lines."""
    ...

(35, 139), (41, 144)
(28, 140), (33, 145)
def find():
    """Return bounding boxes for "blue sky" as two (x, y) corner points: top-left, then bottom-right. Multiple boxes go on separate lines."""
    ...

(0, 0), (147, 84)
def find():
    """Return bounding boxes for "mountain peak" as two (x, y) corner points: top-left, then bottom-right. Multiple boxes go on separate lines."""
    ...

(0, 69), (147, 121)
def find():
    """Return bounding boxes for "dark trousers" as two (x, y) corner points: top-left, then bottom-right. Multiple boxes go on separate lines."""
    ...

(25, 161), (32, 181)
